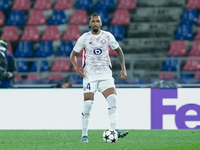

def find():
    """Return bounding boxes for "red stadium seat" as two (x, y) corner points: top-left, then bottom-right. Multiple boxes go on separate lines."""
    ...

(62, 25), (81, 41)
(51, 57), (70, 72)
(15, 75), (22, 80)
(195, 28), (200, 40)
(12, 0), (30, 11)
(21, 26), (39, 41)
(33, 0), (51, 10)
(185, 0), (200, 9)
(71, 60), (82, 71)
(27, 10), (45, 25)
(48, 74), (63, 79)
(168, 40), (186, 56)
(109, 46), (117, 56)
(194, 73), (200, 78)
(27, 74), (42, 79)
(189, 41), (200, 57)
(0, 11), (4, 25)
(41, 26), (60, 41)
(117, 0), (136, 10)
(183, 59), (200, 71)
(7, 41), (13, 54)
(54, 0), (72, 10)
(111, 9), (130, 25)
(69, 10), (87, 25)
(159, 72), (174, 79)
(1, 26), (19, 41)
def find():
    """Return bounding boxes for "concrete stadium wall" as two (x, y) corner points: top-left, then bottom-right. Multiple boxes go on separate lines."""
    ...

(0, 88), (199, 130)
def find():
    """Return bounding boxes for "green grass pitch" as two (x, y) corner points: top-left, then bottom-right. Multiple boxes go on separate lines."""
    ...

(0, 130), (200, 150)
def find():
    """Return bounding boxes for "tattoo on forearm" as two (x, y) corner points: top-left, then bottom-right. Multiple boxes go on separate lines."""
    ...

(115, 47), (125, 65)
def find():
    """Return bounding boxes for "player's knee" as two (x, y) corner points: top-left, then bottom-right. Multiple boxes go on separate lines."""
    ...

(106, 94), (117, 108)
(84, 92), (94, 100)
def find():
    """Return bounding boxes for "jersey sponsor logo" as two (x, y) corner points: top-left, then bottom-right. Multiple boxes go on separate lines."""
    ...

(93, 48), (102, 55)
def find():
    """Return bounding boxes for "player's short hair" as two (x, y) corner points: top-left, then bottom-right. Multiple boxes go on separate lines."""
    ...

(89, 13), (101, 22)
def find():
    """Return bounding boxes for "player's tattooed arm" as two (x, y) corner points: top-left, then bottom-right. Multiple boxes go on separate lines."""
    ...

(115, 47), (127, 79)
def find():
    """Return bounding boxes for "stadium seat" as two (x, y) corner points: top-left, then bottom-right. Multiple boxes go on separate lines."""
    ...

(109, 46), (117, 56)
(0, 11), (3, 25)
(54, 0), (72, 10)
(195, 28), (200, 40)
(71, 60), (82, 71)
(15, 75), (22, 80)
(51, 57), (70, 72)
(109, 25), (124, 41)
(95, 9), (109, 25)
(76, 0), (93, 10)
(111, 9), (130, 25)
(6, 11), (25, 26)
(183, 59), (200, 71)
(21, 26), (39, 41)
(17, 61), (28, 72)
(159, 72), (174, 79)
(68, 74), (83, 84)
(0, 0), (9, 10)
(27, 10), (45, 25)
(174, 25), (193, 40)
(30, 61), (49, 72)
(197, 14), (200, 25)
(69, 10), (87, 25)
(35, 42), (54, 58)
(162, 57), (178, 71)
(186, 0), (200, 9)
(97, 0), (115, 10)
(48, 10), (67, 25)
(7, 41), (13, 54)
(27, 73), (42, 80)
(57, 41), (73, 56)
(62, 25), (81, 41)
(189, 41), (200, 57)
(48, 74), (63, 79)
(117, 0), (136, 10)
(14, 41), (33, 58)
(1, 26), (19, 41)
(33, 0), (51, 10)
(41, 26), (60, 41)
(12, 0), (30, 11)
(180, 9), (198, 25)
(194, 73), (200, 78)
(168, 40), (186, 56)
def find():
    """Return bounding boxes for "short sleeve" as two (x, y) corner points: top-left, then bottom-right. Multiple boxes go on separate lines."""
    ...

(73, 34), (85, 53)
(108, 32), (119, 50)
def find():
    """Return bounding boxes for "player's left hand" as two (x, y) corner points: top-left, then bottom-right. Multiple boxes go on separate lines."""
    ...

(121, 70), (127, 79)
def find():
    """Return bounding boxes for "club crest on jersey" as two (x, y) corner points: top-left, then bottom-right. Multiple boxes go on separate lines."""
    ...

(101, 39), (106, 44)
(89, 42), (92, 44)
(93, 48), (102, 55)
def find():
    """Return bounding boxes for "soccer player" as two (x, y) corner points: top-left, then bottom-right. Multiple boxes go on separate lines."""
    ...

(70, 13), (128, 143)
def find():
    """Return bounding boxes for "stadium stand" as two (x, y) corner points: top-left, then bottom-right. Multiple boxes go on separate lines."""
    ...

(2, 0), (200, 87)
(50, 56), (70, 72)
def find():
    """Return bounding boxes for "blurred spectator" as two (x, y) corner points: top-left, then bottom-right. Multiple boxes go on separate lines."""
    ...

(51, 78), (73, 88)
(0, 40), (18, 88)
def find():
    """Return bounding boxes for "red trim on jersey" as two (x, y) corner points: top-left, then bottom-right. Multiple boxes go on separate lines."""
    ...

(84, 48), (86, 62)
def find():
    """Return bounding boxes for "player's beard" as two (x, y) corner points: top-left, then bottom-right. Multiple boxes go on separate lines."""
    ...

(92, 26), (99, 33)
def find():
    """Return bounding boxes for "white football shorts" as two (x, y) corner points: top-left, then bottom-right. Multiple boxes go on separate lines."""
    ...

(83, 78), (115, 94)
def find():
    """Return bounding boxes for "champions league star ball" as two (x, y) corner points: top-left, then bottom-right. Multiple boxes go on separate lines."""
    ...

(102, 129), (118, 143)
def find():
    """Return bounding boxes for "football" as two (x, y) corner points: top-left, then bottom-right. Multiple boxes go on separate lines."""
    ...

(102, 129), (118, 143)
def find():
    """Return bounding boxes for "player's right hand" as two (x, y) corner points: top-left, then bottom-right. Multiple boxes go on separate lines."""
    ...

(75, 68), (86, 78)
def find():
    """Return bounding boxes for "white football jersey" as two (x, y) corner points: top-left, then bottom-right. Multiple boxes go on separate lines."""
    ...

(73, 30), (119, 80)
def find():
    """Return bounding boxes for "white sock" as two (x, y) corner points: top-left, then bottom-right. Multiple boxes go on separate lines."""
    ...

(82, 100), (93, 137)
(106, 94), (118, 130)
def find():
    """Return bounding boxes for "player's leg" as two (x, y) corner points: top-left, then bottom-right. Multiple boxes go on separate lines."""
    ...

(81, 81), (97, 142)
(100, 79), (128, 138)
